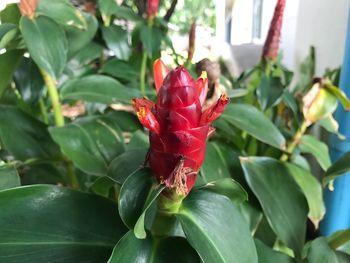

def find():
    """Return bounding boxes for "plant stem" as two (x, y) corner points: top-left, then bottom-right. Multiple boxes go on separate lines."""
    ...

(280, 121), (308, 161)
(41, 70), (79, 189)
(140, 51), (147, 96)
(41, 71), (64, 127)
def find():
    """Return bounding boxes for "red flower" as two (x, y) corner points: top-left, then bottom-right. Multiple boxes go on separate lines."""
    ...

(262, 0), (286, 60)
(133, 59), (229, 196)
(147, 0), (159, 19)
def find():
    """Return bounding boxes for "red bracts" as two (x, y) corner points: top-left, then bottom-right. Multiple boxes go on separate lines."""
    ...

(133, 59), (229, 195)
(147, 0), (159, 19)
(262, 0), (286, 60)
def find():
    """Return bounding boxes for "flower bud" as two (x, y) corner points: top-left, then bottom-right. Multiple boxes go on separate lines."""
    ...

(133, 59), (229, 196)
(262, 0), (286, 60)
(302, 81), (338, 124)
(147, 0), (159, 19)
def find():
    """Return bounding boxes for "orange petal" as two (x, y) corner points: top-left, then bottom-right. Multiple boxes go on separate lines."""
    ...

(200, 94), (229, 125)
(196, 71), (208, 106)
(153, 59), (169, 93)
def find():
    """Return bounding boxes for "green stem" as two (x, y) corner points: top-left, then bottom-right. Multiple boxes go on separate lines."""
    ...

(41, 71), (64, 127)
(328, 229), (350, 249)
(140, 51), (147, 97)
(151, 193), (184, 237)
(280, 121), (308, 161)
(38, 98), (48, 124)
(41, 70), (79, 189)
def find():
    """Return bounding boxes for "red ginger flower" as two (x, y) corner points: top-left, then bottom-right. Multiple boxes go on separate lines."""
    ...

(147, 0), (159, 19)
(133, 59), (229, 196)
(262, 0), (286, 60)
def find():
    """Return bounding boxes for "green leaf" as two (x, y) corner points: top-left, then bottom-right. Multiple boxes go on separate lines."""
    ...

(254, 239), (294, 263)
(299, 135), (331, 171)
(0, 105), (61, 161)
(108, 148), (148, 184)
(240, 157), (308, 259)
(307, 237), (339, 263)
(106, 111), (142, 132)
(325, 84), (350, 110)
(0, 4), (21, 25)
(0, 23), (17, 49)
(36, 0), (86, 29)
(285, 162), (325, 228)
(100, 58), (139, 81)
(222, 103), (286, 149)
(49, 115), (125, 176)
(324, 151), (350, 186)
(102, 25), (130, 60)
(319, 115), (345, 140)
(198, 178), (248, 205)
(0, 50), (23, 97)
(140, 24), (162, 57)
(257, 74), (285, 110)
(0, 164), (20, 190)
(65, 12), (98, 59)
(108, 231), (200, 263)
(20, 16), (67, 80)
(200, 142), (231, 183)
(61, 74), (139, 104)
(0, 185), (127, 262)
(177, 190), (258, 263)
(118, 168), (164, 238)
(13, 57), (44, 105)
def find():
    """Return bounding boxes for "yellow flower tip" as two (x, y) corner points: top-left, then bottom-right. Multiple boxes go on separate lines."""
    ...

(136, 107), (146, 120)
(200, 71), (208, 80)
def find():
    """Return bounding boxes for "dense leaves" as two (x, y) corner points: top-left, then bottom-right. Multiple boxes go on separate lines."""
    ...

(0, 185), (128, 262)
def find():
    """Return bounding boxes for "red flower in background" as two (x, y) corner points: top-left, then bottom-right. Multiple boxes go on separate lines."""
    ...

(133, 59), (229, 196)
(262, 0), (286, 60)
(147, 0), (159, 19)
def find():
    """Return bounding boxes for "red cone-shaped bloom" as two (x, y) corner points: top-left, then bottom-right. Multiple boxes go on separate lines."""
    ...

(133, 60), (229, 196)
(147, 0), (159, 19)
(262, 0), (286, 60)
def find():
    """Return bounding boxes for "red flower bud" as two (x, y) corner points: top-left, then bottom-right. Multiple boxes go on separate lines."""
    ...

(147, 0), (159, 19)
(262, 0), (286, 60)
(133, 60), (230, 196)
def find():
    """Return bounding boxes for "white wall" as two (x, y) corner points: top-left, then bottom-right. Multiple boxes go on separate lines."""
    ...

(290, 0), (350, 76)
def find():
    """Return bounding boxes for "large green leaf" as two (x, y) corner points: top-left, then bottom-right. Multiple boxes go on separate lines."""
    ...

(307, 237), (339, 263)
(299, 135), (331, 171)
(285, 162), (325, 228)
(0, 164), (20, 191)
(0, 50), (23, 97)
(20, 16), (67, 80)
(222, 103), (286, 149)
(324, 151), (350, 186)
(139, 23), (162, 57)
(102, 25), (130, 60)
(13, 57), (44, 105)
(177, 190), (258, 263)
(200, 142), (231, 183)
(108, 231), (200, 263)
(240, 157), (308, 259)
(65, 12), (98, 59)
(100, 58), (139, 81)
(254, 239), (294, 263)
(257, 74), (285, 110)
(49, 115), (125, 176)
(61, 74), (139, 104)
(0, 105), (61, 161)
(118, 168), (164, 238)
(0, 185), (127, 263)
(197, 178), (248, 205)
(36, 0), (86, 29)
(108, 148), (148, 184)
